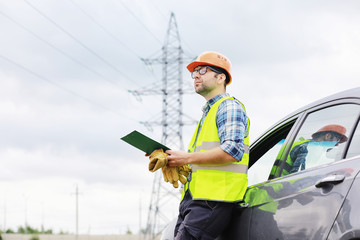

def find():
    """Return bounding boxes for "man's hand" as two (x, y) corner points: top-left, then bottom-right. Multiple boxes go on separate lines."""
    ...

(166, 150), (191, 167)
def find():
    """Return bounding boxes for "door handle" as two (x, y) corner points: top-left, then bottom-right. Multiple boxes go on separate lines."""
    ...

(315, 174), (345, 188)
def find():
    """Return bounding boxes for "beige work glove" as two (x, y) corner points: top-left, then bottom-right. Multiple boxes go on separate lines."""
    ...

(148, 149), (192, 188)
(148, 149), (168, 172)
(162, 166), (180, 188)
(162, 165), (192, 188)
(178, 165), (191, 185)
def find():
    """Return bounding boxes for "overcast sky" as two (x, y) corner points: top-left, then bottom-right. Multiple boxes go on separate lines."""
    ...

(1, 0), (359, 236)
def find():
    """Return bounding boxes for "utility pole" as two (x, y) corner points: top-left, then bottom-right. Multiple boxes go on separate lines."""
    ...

(130, 12), (195, 240)
(23, 194), (28, 234)
(72, 184), (80, 239)
(3, 199), (6, 233)
(41, 202), (44, 233)
(76, 185), (79, 239)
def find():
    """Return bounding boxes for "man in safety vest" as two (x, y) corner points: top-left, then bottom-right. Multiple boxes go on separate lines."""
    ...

(166, 51), (250, 240)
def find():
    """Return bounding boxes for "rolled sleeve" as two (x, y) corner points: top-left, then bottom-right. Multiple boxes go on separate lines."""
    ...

(217, 99), (248, 161)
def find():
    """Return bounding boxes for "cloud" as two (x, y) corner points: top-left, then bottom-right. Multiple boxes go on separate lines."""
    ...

(1, 0), (360, 234)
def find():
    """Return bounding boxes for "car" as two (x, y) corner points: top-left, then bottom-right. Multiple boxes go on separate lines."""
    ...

(161, 87), (360, 240)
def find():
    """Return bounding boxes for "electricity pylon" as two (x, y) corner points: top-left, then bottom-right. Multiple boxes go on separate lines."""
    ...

(130, 12), (195, 240)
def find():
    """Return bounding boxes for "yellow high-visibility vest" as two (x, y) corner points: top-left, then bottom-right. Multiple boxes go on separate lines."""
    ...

(182, 96), (250, 202)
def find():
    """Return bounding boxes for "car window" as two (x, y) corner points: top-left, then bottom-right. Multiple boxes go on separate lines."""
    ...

(248, 139), (285, 185)
(248, 120), (296, 186)
(346, 119), (360, 158)
(282, 104), (360, 176)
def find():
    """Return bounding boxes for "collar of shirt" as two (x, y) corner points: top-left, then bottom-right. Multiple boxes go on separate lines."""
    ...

(194, 93), (230, 147)
(202, 93), (230, 115)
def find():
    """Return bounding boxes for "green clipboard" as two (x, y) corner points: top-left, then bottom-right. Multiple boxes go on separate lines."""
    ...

(121, 130), (170, 155)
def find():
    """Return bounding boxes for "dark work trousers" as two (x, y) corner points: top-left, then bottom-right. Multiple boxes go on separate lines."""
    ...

(174, 190), (236, 240)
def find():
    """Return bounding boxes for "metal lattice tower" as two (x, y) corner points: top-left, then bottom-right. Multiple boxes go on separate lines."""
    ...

(130, 12), (195, 240)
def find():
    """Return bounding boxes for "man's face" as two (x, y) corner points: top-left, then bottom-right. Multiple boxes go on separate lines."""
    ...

(192, 66), (219, 96)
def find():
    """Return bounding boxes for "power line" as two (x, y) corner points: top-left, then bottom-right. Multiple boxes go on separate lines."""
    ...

(143, 0), (196, 57)
(0, 9), (161, 128)
(149, 1), (168, 20)
(1, 6), (163, 129)
(67, 0), (166, 85)
(71, 184), (81, 239)
(67, 0), (142, 60)
(65, 0), (193, 99)
(66, 0), (162, 85)
(0, 53), (138, 122)
(115, 0), (163, 45)
(0, 7), (161, 121)
(0, 10), (126, 90)
(23, 0), (139, 87)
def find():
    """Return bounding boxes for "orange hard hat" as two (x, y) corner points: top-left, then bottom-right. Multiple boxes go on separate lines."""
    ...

(187, 51), (232, 85)
(312, 124), (348, 143)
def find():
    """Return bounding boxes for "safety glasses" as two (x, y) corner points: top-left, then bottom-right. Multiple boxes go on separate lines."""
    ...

(191, 66), (222, 79)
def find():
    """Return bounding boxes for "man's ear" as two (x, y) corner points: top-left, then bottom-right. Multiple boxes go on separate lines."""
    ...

(217, 73), (226, 85)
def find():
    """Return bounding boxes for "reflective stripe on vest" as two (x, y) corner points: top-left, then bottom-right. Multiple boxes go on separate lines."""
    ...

(182, 96), (250, 202)
(192, 163), (248, 174)
(194, 141), (250, 153)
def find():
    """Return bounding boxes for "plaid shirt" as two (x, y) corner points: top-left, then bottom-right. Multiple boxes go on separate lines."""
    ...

(200, 93), (248, 161)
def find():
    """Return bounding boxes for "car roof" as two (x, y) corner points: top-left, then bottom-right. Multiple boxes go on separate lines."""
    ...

(287, 87), (360, 117)
(252, 87), (360, 145)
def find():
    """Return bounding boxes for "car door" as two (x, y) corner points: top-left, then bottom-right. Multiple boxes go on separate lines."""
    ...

(223, 102), (360, 240)
(327, 119), (360, 239)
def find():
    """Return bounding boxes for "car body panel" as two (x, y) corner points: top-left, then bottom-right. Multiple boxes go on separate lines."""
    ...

(160, 87), (360, 240)
(224, 158), (359, 240)
(327, 168), (360, 240)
